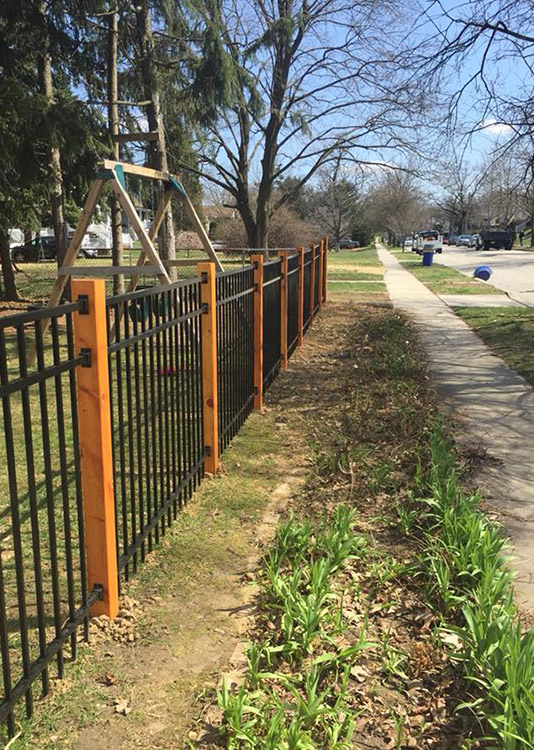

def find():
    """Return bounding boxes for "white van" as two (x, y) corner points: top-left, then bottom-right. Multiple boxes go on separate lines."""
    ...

(415, 231), (443, 254)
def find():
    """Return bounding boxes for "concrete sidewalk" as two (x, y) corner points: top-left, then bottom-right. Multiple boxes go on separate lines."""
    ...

(378, 245), (534, 610)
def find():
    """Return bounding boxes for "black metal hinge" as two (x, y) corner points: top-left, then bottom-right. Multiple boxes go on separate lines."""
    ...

(77, 294), (89, 315)
(80, 348), (92, 367)
(92, 583), (104, 601)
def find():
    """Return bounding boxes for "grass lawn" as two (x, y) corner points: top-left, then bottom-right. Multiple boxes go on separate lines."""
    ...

(391, 249), (501, 295)
(456, 306), (534, 386)
(7, 250), (249, 304)
(327, 281), (386, 294)
(327, 244), (389, 304)
(328, 245), (379, 268)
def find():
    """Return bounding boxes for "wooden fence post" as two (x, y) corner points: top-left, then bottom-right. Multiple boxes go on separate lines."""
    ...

(252, 254), (264, 409)
(309, 242), (316, 323)
(318, 239), (324, 312)
(297, 246), (304, 346)
(197, 262), (219, 474)
(72, 279), (119, 619)
(323, 236), (329, 303)
(279, 251), (288, 369)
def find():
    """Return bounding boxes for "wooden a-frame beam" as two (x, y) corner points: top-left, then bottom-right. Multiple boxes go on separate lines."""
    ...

(125, 188), (174, 293)
(35, 160), (224, 357)
(109, 177), (170, 284)
(32, 178), (106, 355)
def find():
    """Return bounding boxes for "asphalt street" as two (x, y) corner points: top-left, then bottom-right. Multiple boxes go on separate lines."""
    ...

(438, 244), (534, 307)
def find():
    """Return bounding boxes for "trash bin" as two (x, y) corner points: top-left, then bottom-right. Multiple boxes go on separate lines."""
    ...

(474, 265), (492, 281)
(422, 248), (434, 266)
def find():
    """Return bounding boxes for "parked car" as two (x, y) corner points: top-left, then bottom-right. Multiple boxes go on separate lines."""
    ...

(415, 230), (443, 254)
(403, 237), (413, 250)
(469, 234), (481, 248)
(479, 228), (515, 251)
(11, 234), (97, 263)
(448, 234), (459, 245)
(442, 233), (450, 245)
(457, 234), (472, 247)
(338, 239), (359, 249)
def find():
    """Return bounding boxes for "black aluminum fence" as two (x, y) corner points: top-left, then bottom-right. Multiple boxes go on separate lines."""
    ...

(216, 267), (255, 452)
(287, 253), (300, 357)
(303, 249), (312, 332)
(106, 281), (205, 580)
(262, 259), (282, 389)
(0, 241), (326, 735)
(0, 303), (100, 734)
(313, 248), (321, 315)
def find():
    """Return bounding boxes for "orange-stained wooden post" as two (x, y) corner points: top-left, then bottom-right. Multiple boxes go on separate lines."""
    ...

(323, 236), (329, 302)
(72, 279), (119, 619)
(279, 251), (289, 369)
(318, 239), (324, 312)
(309, 242), (316, 323)
(252, 254), (264, 409)
(197, 262), (219, 474)
(296, 246), (304, 346)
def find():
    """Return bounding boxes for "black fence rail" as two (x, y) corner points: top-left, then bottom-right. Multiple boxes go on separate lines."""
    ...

(106, 280), (205, 580)
(0, 237), (328, 736)
(0, 303), (97, 733)
(287, 253), (300, 357)
(216, 267), (255, 453)
(262, 259), (282, 389)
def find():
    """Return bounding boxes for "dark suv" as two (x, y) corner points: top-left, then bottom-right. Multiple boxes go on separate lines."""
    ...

(479, 228), (515, 251)
(11, 235), (96, 262)
(338, 239), (359, 249)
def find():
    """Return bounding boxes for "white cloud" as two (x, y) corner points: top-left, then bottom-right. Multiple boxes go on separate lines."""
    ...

(481, 118), (513, 135)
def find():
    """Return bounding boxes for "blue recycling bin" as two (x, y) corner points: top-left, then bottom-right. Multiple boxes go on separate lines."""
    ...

(422, 249), (434, 266)
(474, 265), (492, 281)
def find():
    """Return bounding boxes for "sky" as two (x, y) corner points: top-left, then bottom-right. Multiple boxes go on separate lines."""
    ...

(77, 0), (530, 204)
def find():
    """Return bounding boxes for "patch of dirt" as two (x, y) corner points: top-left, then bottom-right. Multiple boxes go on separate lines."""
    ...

(72, 462), (306, 749)
(329, 264), (385, 275)
(186, 299), (482, 749)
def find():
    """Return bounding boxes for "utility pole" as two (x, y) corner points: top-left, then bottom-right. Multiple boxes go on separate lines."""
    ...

(108, 6), (124, 293)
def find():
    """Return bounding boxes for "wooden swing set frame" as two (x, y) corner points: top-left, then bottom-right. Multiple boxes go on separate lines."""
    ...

(44, 159), (224, 316)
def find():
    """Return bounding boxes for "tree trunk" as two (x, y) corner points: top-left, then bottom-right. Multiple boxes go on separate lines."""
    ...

(255, 198), (270, 248)
(37, 1), (67, 273)
(135, 2), (176, 272)
(108, 7), (124, 293)
(238, 206), (257, 248)
(0, 229), (18, 301)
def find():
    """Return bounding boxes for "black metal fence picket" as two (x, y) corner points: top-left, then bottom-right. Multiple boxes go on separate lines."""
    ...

(0, 303), (99, 734)
(287, 253), (300, 357)
(216, 267), (255, 452)
(106, 281), (205, 580)
(303, 249), (312, 332)
(262, 259), (282, 389)
(313, 247), (321, 315)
